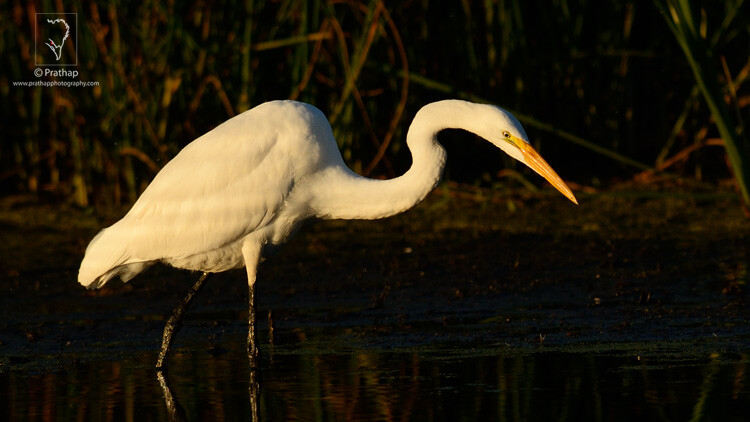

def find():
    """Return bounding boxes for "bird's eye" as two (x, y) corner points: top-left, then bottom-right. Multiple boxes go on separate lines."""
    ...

(502, 131), (511, 139)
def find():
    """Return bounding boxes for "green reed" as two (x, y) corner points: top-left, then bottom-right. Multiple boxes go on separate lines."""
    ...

(655, 0), (750, 209)
(1, 1), (748, 209)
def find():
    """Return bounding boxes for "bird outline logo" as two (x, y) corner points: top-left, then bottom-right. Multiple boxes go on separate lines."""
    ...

(35, 13), (77, 66)
(44, 18), (70, 61)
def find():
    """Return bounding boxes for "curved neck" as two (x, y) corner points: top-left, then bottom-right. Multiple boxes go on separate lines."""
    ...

(311, 102), (464, 220)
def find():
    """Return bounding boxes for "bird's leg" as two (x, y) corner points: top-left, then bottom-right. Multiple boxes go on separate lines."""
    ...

(156, 272), (209, 370)
(247, 281), (259, 366)
(242, 242), (262, 420)
(242, 240), (263, 368)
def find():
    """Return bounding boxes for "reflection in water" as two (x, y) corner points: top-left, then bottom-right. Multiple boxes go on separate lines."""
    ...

(158, 367), (260, 422)
(158, 371), (187, 422)
(2, 345), (748, 421)
(249, 365), (260, 422)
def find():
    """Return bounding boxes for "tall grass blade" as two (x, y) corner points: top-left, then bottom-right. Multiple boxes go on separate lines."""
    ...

(655, 0), (750, 208)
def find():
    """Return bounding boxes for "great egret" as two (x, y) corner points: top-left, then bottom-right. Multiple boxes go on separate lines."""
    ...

(78, 100), (577, 369)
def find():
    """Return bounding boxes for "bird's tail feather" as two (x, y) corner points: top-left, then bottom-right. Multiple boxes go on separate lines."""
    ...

(78, 225), (150, 289)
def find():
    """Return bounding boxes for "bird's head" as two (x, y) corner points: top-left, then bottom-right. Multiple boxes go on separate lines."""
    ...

(468, 102), (578, 205)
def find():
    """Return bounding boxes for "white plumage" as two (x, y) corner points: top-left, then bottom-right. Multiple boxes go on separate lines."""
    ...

(80, 101), (337, 287)
(78, 99), (577, 367)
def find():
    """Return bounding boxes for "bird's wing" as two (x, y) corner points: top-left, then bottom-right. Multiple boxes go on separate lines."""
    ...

(79, 101), (330, 285)
(125, 130), (292, 259)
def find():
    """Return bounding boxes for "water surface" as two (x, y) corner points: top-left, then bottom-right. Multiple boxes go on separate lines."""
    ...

(1, 193), (749, 420)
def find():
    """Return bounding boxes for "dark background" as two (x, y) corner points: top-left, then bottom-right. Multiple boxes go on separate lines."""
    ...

(1, 0), (748, 207)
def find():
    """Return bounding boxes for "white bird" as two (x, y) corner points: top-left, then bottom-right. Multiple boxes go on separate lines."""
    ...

(78, 100), (577, 369)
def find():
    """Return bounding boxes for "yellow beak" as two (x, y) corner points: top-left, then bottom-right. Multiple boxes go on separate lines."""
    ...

(515, 139), (578, 204)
